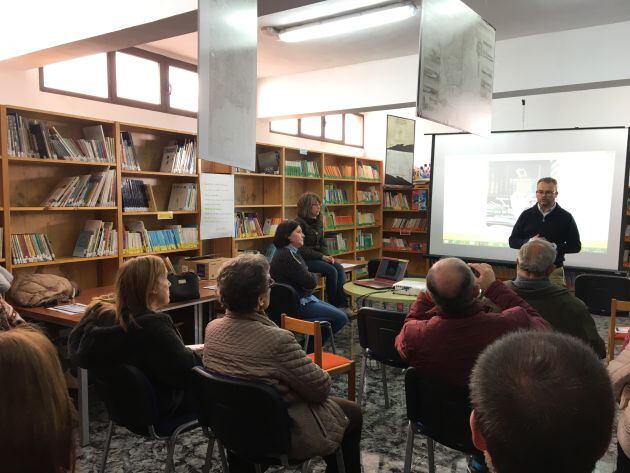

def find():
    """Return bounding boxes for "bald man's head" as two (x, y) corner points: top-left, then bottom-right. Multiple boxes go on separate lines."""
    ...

(426, 258), (477, 313)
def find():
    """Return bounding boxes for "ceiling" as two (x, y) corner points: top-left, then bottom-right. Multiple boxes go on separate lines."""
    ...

(142, 0), (630, 78)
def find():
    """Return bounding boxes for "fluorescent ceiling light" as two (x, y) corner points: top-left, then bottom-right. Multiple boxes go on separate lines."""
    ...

(272, 2), (417, 43)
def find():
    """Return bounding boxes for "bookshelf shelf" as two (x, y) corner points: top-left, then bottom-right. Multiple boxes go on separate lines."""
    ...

(122, 247), (199, 258)
(122, 210), (197, 216)
(383, 208), (422, 213)
(356, 224), (381, 230)
(11, 206), (118, 212)
(325, 203), (354, 207)
(284, 175), (322, 180)
(324, 226), (355, 233)
(382, 247), (425, 254)
(383, 228), (427, 234)
(7, 157), (114, 167)
(356, 246), (381, 254)
(356, 201), (381, 206)
(235, 235), (274, 241)
(324, 177), (354, 182)
(12, 255), (119, 268)
(234, 205), (282, 209)
(0, 259), (5, 263)
(122, 170), (198, 179)
(234, 172), (281, 178)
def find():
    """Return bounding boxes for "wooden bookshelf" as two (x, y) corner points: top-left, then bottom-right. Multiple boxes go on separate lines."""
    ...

(231, 148), (383, 261)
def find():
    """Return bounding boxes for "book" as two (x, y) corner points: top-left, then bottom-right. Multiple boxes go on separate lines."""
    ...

(411, 189), (428, 211)
(160, 145), (179, 173)
(256, 151), (280, 174)
(167, 183), (197, 211)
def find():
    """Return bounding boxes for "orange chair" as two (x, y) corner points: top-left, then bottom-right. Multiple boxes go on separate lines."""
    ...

(608, 299), (630, 361)
(281, 314), (356, 401)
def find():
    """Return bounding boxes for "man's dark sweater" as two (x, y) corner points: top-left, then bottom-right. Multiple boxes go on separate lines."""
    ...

(509, 204), (581, 267)
(505, 278), (606, 358)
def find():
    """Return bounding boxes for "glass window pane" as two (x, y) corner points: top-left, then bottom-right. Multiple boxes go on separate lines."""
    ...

(301, 116), (322, 137)
(169, 66), (198, 112)
(345, 113), (364, 146)
(115, 52), (160, 104)
(43, 54), (108, 98)
(270, 118), (298, 135)
(324, 114), (343, 141)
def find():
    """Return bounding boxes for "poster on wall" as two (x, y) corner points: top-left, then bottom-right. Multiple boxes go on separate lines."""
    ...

(385, 115), (415, 187)
(417, 0), (495, 136)
(200, 173), (235, 240)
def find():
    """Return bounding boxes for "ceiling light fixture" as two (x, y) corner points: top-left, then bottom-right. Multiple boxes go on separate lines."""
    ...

(265, 1), (417, 43)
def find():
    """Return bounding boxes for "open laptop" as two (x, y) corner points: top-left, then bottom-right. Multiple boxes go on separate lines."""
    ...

(354, 257), (409, 290)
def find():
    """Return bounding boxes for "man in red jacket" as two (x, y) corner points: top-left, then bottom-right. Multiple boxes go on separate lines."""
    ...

(395, 258), (550, 390)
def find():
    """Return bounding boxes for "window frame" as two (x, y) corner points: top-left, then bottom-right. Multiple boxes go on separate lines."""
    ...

(269, 112), (364, 148)
(39, 47), (198, 118)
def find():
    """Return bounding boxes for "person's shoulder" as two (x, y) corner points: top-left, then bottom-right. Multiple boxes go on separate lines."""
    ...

(553, 204), (574, 218)
(135, 311), (173, 328)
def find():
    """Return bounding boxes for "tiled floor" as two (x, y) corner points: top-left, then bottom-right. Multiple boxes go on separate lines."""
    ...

(76, 314), (621, 472)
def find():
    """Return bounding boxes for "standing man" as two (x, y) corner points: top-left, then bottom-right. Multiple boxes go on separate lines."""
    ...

(509, 177), (581, 285)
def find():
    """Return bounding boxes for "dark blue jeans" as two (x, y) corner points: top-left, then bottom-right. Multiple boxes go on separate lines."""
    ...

(298, 297), (348, 344)
(306, 259), (348, 308)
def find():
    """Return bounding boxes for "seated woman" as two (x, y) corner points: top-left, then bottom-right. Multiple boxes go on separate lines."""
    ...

(270, 220), (348, 339)
(1, 326), (76, 473)
(608, 343), (630, 472)
(204, 254), (362, 473)
(295, 192), (350, 312)
(68, 255), (200, 418)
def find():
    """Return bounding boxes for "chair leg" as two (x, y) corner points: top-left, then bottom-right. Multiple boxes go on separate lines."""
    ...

(202, 430), (215, 473)
(347, 363), (356, 401)
(99, 421), (115, 473)
(217, 440), (229, 473)
(358, 349), (368, 406)
(381, 363), (389, 408)
(403, 421), (415, 473)
(427, 437), (435, 473)
(165, 439), (176, 473)
(335, 447), (346, 473)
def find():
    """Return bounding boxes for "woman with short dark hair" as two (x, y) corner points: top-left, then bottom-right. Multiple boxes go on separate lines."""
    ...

(270, 220), (348, 341)
(295, 192), (350, 310)
(204, 254), (362, 473)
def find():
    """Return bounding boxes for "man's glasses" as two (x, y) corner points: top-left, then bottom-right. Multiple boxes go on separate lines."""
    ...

(536, 190), (556, 196)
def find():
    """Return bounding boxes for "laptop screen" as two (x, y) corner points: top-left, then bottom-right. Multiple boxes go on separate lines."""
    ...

(375, 258), (408, 282)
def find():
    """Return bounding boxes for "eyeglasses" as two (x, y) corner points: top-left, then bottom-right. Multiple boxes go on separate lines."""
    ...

(267, 278), (275, 288)
(535, 190), (556, 196)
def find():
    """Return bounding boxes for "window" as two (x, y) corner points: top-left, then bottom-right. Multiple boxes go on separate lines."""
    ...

(269, 113), (363, 148)
(40, 48), (197, 117)
(41, 53), (108, 98)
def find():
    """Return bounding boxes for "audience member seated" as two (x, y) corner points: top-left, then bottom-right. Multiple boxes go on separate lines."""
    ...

(395, 258), (550, 389)
(504, 239), (605, 357)
(470, 331), (614, 473)
(203, 254), (362, 473)
(270, 220), (348, 342)
(0, 326), (76, 473)
(68, 255), (200, 418)
(295, 192), (350, 313)
(607, 343), (630, 472)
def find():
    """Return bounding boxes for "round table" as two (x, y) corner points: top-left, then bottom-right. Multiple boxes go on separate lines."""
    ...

(343, 278), (425, 313)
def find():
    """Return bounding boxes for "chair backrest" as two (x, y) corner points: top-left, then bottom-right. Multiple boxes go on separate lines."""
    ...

(404, 367), (477, 454)
(357, 307), (408, 368)
(192, 366), (291, 460)
(281, 315), (323, 367)
(93, 364), (158, 436)
(268, 282), (300, 325)
(367, 259), (381, 279)
(609, 299), (630, 361)
(574, 274), (630, 315)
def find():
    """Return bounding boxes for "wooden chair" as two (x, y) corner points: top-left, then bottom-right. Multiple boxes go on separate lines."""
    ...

(281, 315), (356, 401)
(608, 299), (630, 361)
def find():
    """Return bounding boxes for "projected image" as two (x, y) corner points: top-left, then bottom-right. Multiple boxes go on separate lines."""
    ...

(485, 160), (550, 227)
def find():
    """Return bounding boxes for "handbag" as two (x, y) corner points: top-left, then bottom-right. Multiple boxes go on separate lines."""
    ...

(168, 272), (200, 302)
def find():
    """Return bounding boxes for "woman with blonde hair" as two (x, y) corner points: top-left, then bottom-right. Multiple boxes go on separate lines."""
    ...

(0, 326), (76, 473)
(68, 255), (200, 417)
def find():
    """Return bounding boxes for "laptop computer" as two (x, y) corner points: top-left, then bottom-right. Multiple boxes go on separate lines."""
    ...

(354, 257), (409, 290)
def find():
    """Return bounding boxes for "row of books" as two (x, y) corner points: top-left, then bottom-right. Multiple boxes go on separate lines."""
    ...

(123, 222), (198, 254)
(388, 218), (428, 231)
(324, 186), (349, 204)
(357, 187), (380, 203)
(357, 162), (380, 180)
(159, 141), (197, 174)
(121, 179), (198, 212)
(323, 211), (353, 229)
(324, 233), (348, 254)
(384, 192), (410, 210)
(412, 189), (428, 211)
(72, 221), (117, 257)
(120, 131), (141, 171)
(11, 233), (55, 264)
(167, 183), (197, 212)
(356, 230), (374, 249)
(235, 212), (264, 238)
(356, 211), (376, 225)
(42, 170), (116, 207)
(383, 237), (425, 253)
(285, 160), (320, 177)
(323, 164), (353, 179)
(7, 114), (115, 163)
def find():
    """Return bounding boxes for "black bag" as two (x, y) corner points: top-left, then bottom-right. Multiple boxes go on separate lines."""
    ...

(168, 272), (200, 302)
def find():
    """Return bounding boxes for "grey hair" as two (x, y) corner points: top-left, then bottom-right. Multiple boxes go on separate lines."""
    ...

(518, 240), (557, 276)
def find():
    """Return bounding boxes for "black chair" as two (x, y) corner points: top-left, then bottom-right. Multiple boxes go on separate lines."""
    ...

(403, 367), (479, 473)
(574, 274), (630, 315)
(269, 282), (336, 353)
(192, 366), (345, 473)
(94, 364), (201, 473)
(357, 307), (408, 408)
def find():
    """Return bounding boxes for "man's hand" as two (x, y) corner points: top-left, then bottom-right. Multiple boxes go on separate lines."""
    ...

(469, 263), (496, 290)
(322, 255), (334, 264)
(530, 234), (547, 241)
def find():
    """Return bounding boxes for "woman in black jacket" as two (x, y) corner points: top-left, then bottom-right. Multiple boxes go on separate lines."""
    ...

(68, 256), (200, 418)
(295, 192), (350, 310)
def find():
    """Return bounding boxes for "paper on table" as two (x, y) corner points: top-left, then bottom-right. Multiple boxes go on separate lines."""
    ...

(49, 303), (87, 315)
(341, 263), (355, 269)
